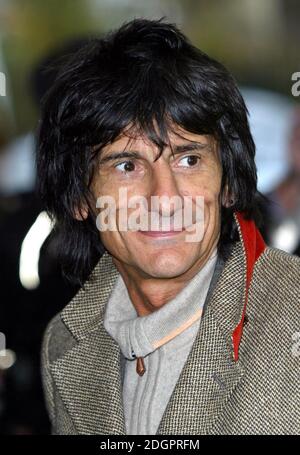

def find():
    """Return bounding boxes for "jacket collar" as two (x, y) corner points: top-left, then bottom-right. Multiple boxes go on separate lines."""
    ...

(51, 211), (266, 434)
(232, 212), (266, 360)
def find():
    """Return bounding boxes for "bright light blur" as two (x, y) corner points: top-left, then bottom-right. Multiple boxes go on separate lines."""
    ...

(0, 349), (16, 370)
(271, 219), (300, 253)
(19, 211), (53, 290)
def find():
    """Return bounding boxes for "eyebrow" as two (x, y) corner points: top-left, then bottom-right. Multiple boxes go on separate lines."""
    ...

(98, 141), (210, 165)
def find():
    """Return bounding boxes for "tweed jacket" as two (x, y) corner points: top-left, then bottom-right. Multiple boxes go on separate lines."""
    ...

(41, 212), (300, 435)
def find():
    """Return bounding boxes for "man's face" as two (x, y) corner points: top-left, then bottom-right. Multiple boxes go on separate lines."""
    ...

(91, 126), (223, 280)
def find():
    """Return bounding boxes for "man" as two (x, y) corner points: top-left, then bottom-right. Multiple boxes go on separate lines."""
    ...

(37, 18), (300, 435)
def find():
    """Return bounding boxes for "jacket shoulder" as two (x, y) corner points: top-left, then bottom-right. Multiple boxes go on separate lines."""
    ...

(263, 245), (300, 265)
(42, 311), (77, 364)
(251, 246), (300, 319)
(259, 246), (300, 282)
(41, 311), (78, 434)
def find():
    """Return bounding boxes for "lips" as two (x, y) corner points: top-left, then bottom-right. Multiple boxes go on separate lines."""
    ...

(138, 228), (185, 237)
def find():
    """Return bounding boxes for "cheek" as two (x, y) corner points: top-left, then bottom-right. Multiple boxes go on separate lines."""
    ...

(93, 179), (117, 199)
(180, 166), (222, 201)
(183, 185), (220, 206)
(94, 175), (149, 203)
(202, 186), (220, 202)
(99, 230), (126, 257)
(203, 170), (222, 205)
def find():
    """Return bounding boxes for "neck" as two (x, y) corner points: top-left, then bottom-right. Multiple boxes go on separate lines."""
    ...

(111, 246), (218, 317)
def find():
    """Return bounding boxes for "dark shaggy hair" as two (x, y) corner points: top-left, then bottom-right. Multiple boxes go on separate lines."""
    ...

(36, 17), (266, 286)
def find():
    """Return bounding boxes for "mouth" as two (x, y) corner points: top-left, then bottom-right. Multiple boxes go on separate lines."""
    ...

(138, 228), (185, 238)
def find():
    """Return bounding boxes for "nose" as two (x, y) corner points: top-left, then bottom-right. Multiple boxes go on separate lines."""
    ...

(149, 161), (182, 217)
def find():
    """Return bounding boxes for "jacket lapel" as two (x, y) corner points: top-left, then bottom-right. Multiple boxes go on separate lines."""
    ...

(50, 252), (126, 434)
(156, 240), (247, 434)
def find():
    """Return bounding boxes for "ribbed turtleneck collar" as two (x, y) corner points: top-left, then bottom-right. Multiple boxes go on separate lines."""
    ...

(103, 249), (218, 360)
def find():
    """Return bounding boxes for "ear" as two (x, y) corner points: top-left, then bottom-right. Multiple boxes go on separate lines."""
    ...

(73, 205), (88, 221)
(221, 184), (235, 208)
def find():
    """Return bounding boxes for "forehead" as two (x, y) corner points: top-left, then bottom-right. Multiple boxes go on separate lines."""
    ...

(101, 124), (217, 156)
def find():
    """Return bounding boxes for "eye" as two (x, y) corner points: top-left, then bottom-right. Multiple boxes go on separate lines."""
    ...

(177, 155), (201, 167)
(115, 160), (136, 173)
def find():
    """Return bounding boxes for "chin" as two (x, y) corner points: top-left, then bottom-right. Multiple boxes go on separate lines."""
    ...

(138, 253), (192, 278)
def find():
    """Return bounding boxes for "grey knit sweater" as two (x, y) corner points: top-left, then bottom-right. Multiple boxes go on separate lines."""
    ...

(103, 250), (218, 435)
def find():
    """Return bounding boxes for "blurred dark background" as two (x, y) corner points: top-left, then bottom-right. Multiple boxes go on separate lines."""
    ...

(0, 0), (300, 434)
